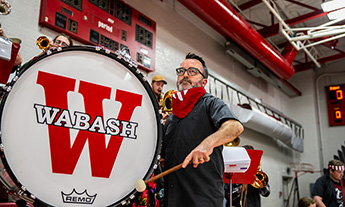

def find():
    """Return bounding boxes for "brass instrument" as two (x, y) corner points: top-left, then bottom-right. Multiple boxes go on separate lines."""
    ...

(224, 137), (240, 147)
(240, 161), (269, 207)
(36, 36), (51, 52)
(0, 0), (11, 15)
(159, 90), (176, 113)
(251, 164), (269, 188)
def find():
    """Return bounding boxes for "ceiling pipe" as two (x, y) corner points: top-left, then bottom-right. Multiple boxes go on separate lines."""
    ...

(177, 0), (296, 80)
(282, 43), (299, 65)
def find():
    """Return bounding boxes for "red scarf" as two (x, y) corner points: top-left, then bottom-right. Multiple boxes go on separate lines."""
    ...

(172, 87), (206, 118)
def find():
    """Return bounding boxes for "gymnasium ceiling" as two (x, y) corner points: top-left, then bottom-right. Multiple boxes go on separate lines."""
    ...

(227, 0), (345, 73)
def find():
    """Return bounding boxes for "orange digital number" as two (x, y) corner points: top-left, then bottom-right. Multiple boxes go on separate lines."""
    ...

(335, 110), (342, 119)
(336, 89), (343, 100)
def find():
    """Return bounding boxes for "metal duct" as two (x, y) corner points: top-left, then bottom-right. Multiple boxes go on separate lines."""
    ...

(228, 103), (303, 152)
(177, 0), (296, 80)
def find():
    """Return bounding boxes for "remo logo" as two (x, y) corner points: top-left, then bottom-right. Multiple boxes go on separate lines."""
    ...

(0, 49), (160, 206)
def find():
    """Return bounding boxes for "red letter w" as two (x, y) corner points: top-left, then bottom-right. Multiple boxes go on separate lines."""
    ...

(36, 71), (142, 178)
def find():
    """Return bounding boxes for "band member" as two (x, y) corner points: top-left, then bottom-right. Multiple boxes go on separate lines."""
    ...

(161, 52), (243, 207)
(151, 75), (167, 101)
(18, 33), (73, 74)
(229, 145), (270, 207)
(50, 34), (73, 51)
(312, 159), (344, 207)
(0, 24), (22, 68)
(0, 24), (23, 83)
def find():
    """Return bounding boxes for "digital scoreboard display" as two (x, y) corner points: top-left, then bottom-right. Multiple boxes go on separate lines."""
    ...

(39, 0), (156, 72)
(325, 84), (345, 126)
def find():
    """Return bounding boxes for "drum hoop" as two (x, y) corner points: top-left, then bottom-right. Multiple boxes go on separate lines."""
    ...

(0, 46), (163, 206)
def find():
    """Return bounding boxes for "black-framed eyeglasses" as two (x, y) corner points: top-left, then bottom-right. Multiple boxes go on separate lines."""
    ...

(176, 67), (206, 78)
(54, 40), (69, 47)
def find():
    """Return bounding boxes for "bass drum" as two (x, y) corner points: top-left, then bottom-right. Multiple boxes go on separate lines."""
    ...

(0, 46), (163, 206)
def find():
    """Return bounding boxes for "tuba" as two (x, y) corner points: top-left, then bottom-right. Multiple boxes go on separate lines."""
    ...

(159, 90), (176, 113)
(0, 0), (11, 15)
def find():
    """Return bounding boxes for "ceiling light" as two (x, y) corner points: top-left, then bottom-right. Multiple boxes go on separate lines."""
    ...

(321, 0), (345, 20)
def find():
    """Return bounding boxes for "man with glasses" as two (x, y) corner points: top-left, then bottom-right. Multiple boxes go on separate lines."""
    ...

(17, 33), (73, 74)
(161, 53), (244, 207)
(312, 160), (345, 207)
(51, 33), (73, 50)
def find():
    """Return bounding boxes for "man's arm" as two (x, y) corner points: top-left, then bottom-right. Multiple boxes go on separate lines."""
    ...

(313, 195), (326, 207)
(14, 51), (22, 66)
(182, 119), (243, 168)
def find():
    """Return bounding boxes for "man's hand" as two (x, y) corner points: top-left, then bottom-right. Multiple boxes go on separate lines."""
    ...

(182, 140), (212, 168)
(161, 111), (170, 125)
(182, 119), (243, 168)
(313, 195), (326, 207)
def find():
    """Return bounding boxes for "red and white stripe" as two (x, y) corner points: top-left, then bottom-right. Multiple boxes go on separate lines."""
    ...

(328, 165), (345, 171)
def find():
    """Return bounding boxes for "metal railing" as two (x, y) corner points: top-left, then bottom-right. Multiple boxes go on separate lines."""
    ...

(206, 74), (304, 140)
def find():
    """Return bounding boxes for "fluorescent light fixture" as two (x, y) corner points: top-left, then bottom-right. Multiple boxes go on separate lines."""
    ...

(327, 8), (345, 20)
(321, 0), (345, 20)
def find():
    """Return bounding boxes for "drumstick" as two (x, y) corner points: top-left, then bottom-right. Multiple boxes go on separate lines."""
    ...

(135, 161), (191, 192)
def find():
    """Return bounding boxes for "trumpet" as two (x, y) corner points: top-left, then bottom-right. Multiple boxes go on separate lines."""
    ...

(0, 0), (11, 15)
(224, 137), (240, 147)
(36, 36), (51, 52)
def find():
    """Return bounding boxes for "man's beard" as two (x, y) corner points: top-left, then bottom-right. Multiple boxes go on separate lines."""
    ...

(177, 77), (203, 91)
(155, 89), (162, 97)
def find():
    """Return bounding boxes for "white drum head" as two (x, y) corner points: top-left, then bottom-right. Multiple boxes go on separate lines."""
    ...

(0, 47), (162, 207)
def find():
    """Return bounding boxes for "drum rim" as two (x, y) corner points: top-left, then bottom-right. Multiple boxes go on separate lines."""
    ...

(0, 46), (163, 207)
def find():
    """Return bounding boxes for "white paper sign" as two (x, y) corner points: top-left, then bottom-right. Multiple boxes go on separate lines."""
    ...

(0, 36), (12, 61)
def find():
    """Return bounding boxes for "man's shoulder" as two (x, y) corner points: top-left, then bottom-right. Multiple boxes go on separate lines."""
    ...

(318, 174), (329, 179)
(201, 92), (224, 102)
(315, 174), (331, 183)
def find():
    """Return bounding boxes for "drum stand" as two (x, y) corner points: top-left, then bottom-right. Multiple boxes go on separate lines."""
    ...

(225, 173), (240, 207)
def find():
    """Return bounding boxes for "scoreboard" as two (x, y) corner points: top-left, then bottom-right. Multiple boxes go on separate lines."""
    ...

(39, 0), (156, 72)
(325, 84), (345, 126)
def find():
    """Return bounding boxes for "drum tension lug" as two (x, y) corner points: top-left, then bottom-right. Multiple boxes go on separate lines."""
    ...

(1, 84), (11, 92)
(12, 75), (18, 82)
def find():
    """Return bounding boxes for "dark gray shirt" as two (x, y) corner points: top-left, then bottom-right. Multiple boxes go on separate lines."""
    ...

(162, 92), (240, 207)
(312, 174), (344, 207)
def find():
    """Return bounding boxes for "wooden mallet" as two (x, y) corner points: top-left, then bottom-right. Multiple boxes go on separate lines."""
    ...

(135, 162), (191, 192)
